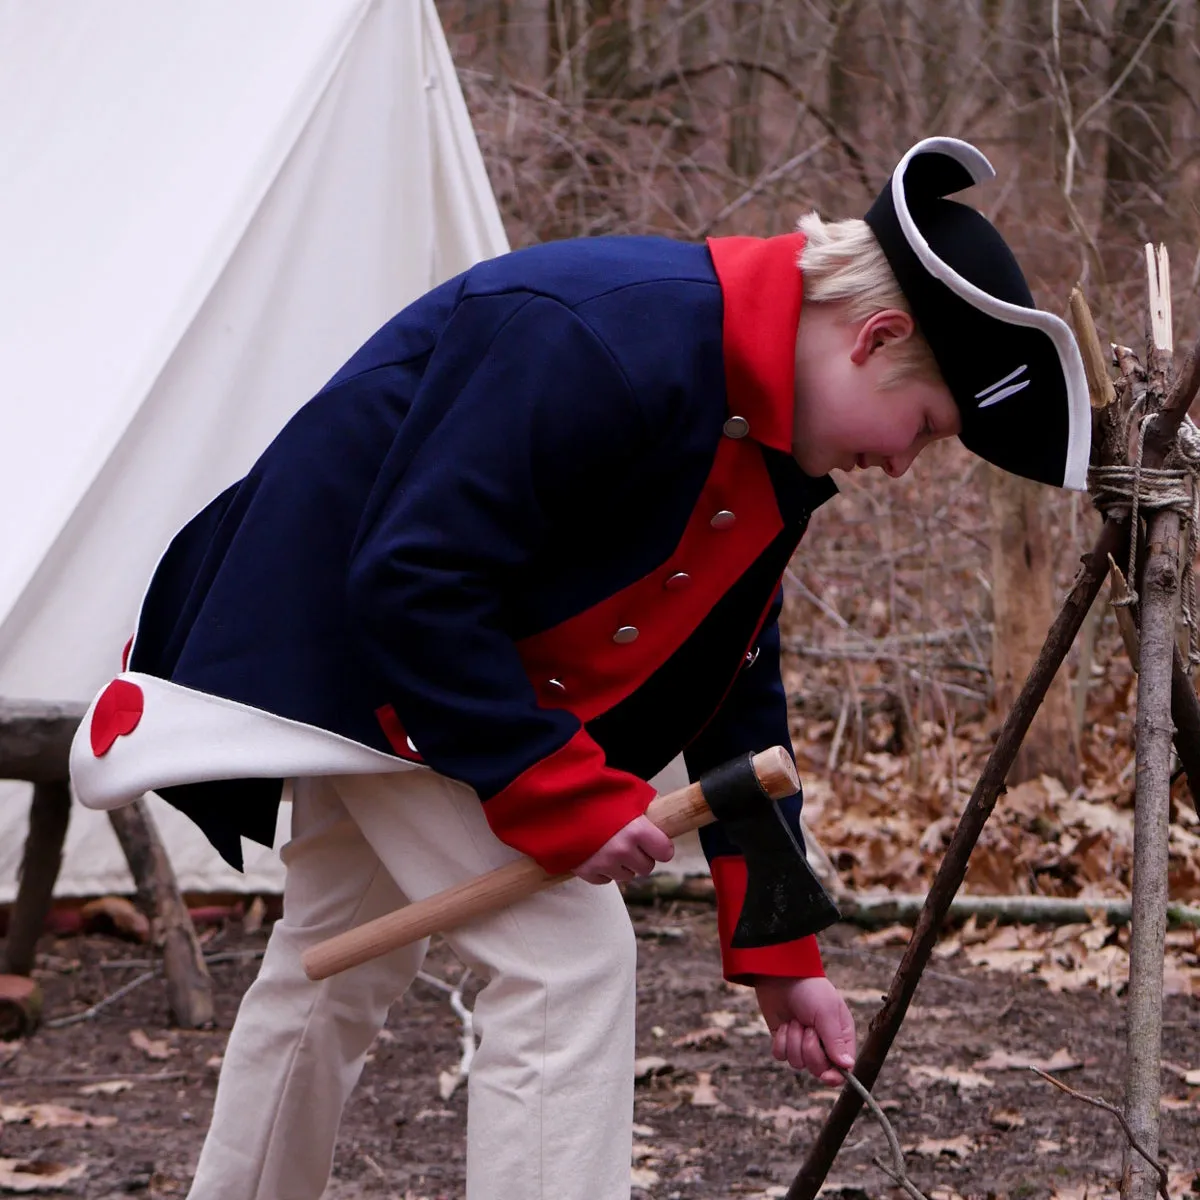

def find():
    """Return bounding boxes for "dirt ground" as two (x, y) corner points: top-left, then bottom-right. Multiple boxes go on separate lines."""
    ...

(0, 904), (1198, 1200)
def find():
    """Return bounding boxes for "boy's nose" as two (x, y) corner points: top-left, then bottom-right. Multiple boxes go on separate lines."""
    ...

(884, 448), (918, 478)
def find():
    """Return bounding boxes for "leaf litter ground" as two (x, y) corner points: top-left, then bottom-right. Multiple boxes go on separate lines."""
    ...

(7, 446), (1200, 1196)
(0, 912), (1197, 1200)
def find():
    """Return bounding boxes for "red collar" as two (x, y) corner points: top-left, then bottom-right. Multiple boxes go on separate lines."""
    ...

(706, 232), (805, 455)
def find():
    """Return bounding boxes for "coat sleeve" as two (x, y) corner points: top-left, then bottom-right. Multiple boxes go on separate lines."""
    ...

(684, 587), (824, 982)
(345, 292), (657, 874)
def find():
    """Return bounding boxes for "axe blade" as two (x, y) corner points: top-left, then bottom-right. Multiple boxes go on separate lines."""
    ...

(729, 799), (840, 947)
(700, 753), (841, 948)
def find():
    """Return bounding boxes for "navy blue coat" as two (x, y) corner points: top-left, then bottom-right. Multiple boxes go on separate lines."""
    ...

(75, 232), (836, 979)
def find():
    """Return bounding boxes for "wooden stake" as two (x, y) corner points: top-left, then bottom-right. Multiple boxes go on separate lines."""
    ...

(1121, 246), (1177, 1200)
(2, 781), (71, 977)
(107, 800), (214, 1029)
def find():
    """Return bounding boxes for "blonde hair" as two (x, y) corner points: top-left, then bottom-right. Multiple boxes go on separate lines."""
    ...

(797, 212), (941, 389)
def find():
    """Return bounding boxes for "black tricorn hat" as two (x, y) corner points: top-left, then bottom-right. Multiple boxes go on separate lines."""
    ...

(864, 137), (1090, 490)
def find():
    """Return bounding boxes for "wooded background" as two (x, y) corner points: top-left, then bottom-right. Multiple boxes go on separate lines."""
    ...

(435, 0), (1200, 902)
(438, 0), (1199, 333)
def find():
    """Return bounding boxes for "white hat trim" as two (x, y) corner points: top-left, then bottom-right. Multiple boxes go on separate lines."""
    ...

(890, 137), (1091, 490)
(70, 672), (416, 812)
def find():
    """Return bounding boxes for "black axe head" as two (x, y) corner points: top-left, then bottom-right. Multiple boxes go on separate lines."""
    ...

(700, 753), (840, 948)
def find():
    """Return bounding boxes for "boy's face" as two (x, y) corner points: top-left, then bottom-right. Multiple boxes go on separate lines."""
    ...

(791, 307), (961, 480)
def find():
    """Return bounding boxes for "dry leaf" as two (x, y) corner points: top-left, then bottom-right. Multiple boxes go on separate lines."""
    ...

(630, 1166), (660, 1190)
(906, 1064), (993, 1091)
(129, 1029), (173, 1060)
(1159, 1095), (1193, 1111)
(1183, 1068), (1200, 1086)
(1037, 1139), (1063, 1153)
(1, 1103), (116, 1129)
(78, 1080), (131, 1096)
(908, 1134), (976, 1159)
(671, 1026), (727, 1050)
(0, 1159), (86, 1192)
(79, 896), (150, 941)
(242, 896), (268, 934)
(856, 925), (910, 947)
(839, 989), (887, 1006)
(733, 1015), (770, 1037)
(688, 1071), (720, 1107)
(633, 1056), (671, 1080)
(750, 1104), (825, 1130)
(906, 1006), (956, 1021)
(631, 1122), (656, 1137)
(437, 1068), (462, 1101)
(988, 1108), (1027, 1129)
(972, 1047), (1081, 1072)
(702, 1010), (739, 1029)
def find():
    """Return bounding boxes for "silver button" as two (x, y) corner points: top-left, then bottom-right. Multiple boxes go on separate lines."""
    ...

(612, 625), (640, 644)
(710, 510), (736, 530)
(547, 678), (566, 693)
(723, 415), (750, 439)
(406, 736), (419, 754)
(664, 572), (692, 591)
(744, 646), (760, 668)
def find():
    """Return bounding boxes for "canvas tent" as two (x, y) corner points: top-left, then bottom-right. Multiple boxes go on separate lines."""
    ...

(0, 0), (509, 900)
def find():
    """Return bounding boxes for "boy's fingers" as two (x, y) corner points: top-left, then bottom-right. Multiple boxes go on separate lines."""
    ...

(801, 1025), (831, 1080)
(633, 820), (674, 862)
(785, 1022), (806, 1071)
(815, 1002), (858, 1068)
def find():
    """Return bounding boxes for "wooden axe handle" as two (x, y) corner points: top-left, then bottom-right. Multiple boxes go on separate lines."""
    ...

(302, 746), (797, 982)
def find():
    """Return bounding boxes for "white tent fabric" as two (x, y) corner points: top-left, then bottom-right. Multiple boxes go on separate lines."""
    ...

(0, 0), (509, 900)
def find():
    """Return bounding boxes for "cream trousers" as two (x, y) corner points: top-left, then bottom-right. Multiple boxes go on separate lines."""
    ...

(186, 769), (638, 1200)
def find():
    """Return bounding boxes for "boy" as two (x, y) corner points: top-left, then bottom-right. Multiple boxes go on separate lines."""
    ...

(71, 136), (1090, 1200)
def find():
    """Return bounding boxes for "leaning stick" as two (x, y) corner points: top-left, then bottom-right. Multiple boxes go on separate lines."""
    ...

(788, 329), (1200, 1200)
(302, 746), (798, 982)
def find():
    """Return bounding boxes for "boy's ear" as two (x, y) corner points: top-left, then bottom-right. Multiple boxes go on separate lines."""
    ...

(849, 309), (915, 365)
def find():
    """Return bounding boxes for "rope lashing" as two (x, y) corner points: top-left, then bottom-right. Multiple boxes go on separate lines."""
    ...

(1088, 413), (1200, 667)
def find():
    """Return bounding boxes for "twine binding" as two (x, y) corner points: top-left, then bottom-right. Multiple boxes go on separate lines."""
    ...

(1088, 413), (1200, 668)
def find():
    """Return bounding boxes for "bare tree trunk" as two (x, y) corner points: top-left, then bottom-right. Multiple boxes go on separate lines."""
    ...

(826, 0), (864, 144)
(1099, 0), (1178, 282)
(728, 0), (764, 178)
(583, 0), (632, 97)
(504, 0), (551, 84)
(988, 467), (1082, 787)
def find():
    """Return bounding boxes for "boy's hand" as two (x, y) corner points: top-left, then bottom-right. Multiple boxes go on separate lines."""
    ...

(754, 976), (856, 1085)
(571, 814), (674, 884)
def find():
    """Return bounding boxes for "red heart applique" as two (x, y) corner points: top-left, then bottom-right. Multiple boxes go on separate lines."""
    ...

(90, 679), (145, 757)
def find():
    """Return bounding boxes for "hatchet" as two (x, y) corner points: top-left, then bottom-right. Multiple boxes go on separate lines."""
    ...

(301, 746), (840, 981)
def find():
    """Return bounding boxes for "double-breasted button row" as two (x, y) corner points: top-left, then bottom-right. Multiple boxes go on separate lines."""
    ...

(600, 435), (745, 652)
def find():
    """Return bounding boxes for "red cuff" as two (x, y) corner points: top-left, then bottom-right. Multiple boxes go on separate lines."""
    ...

(711, 856), (824, 983)
(482, 729), (656, 874)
